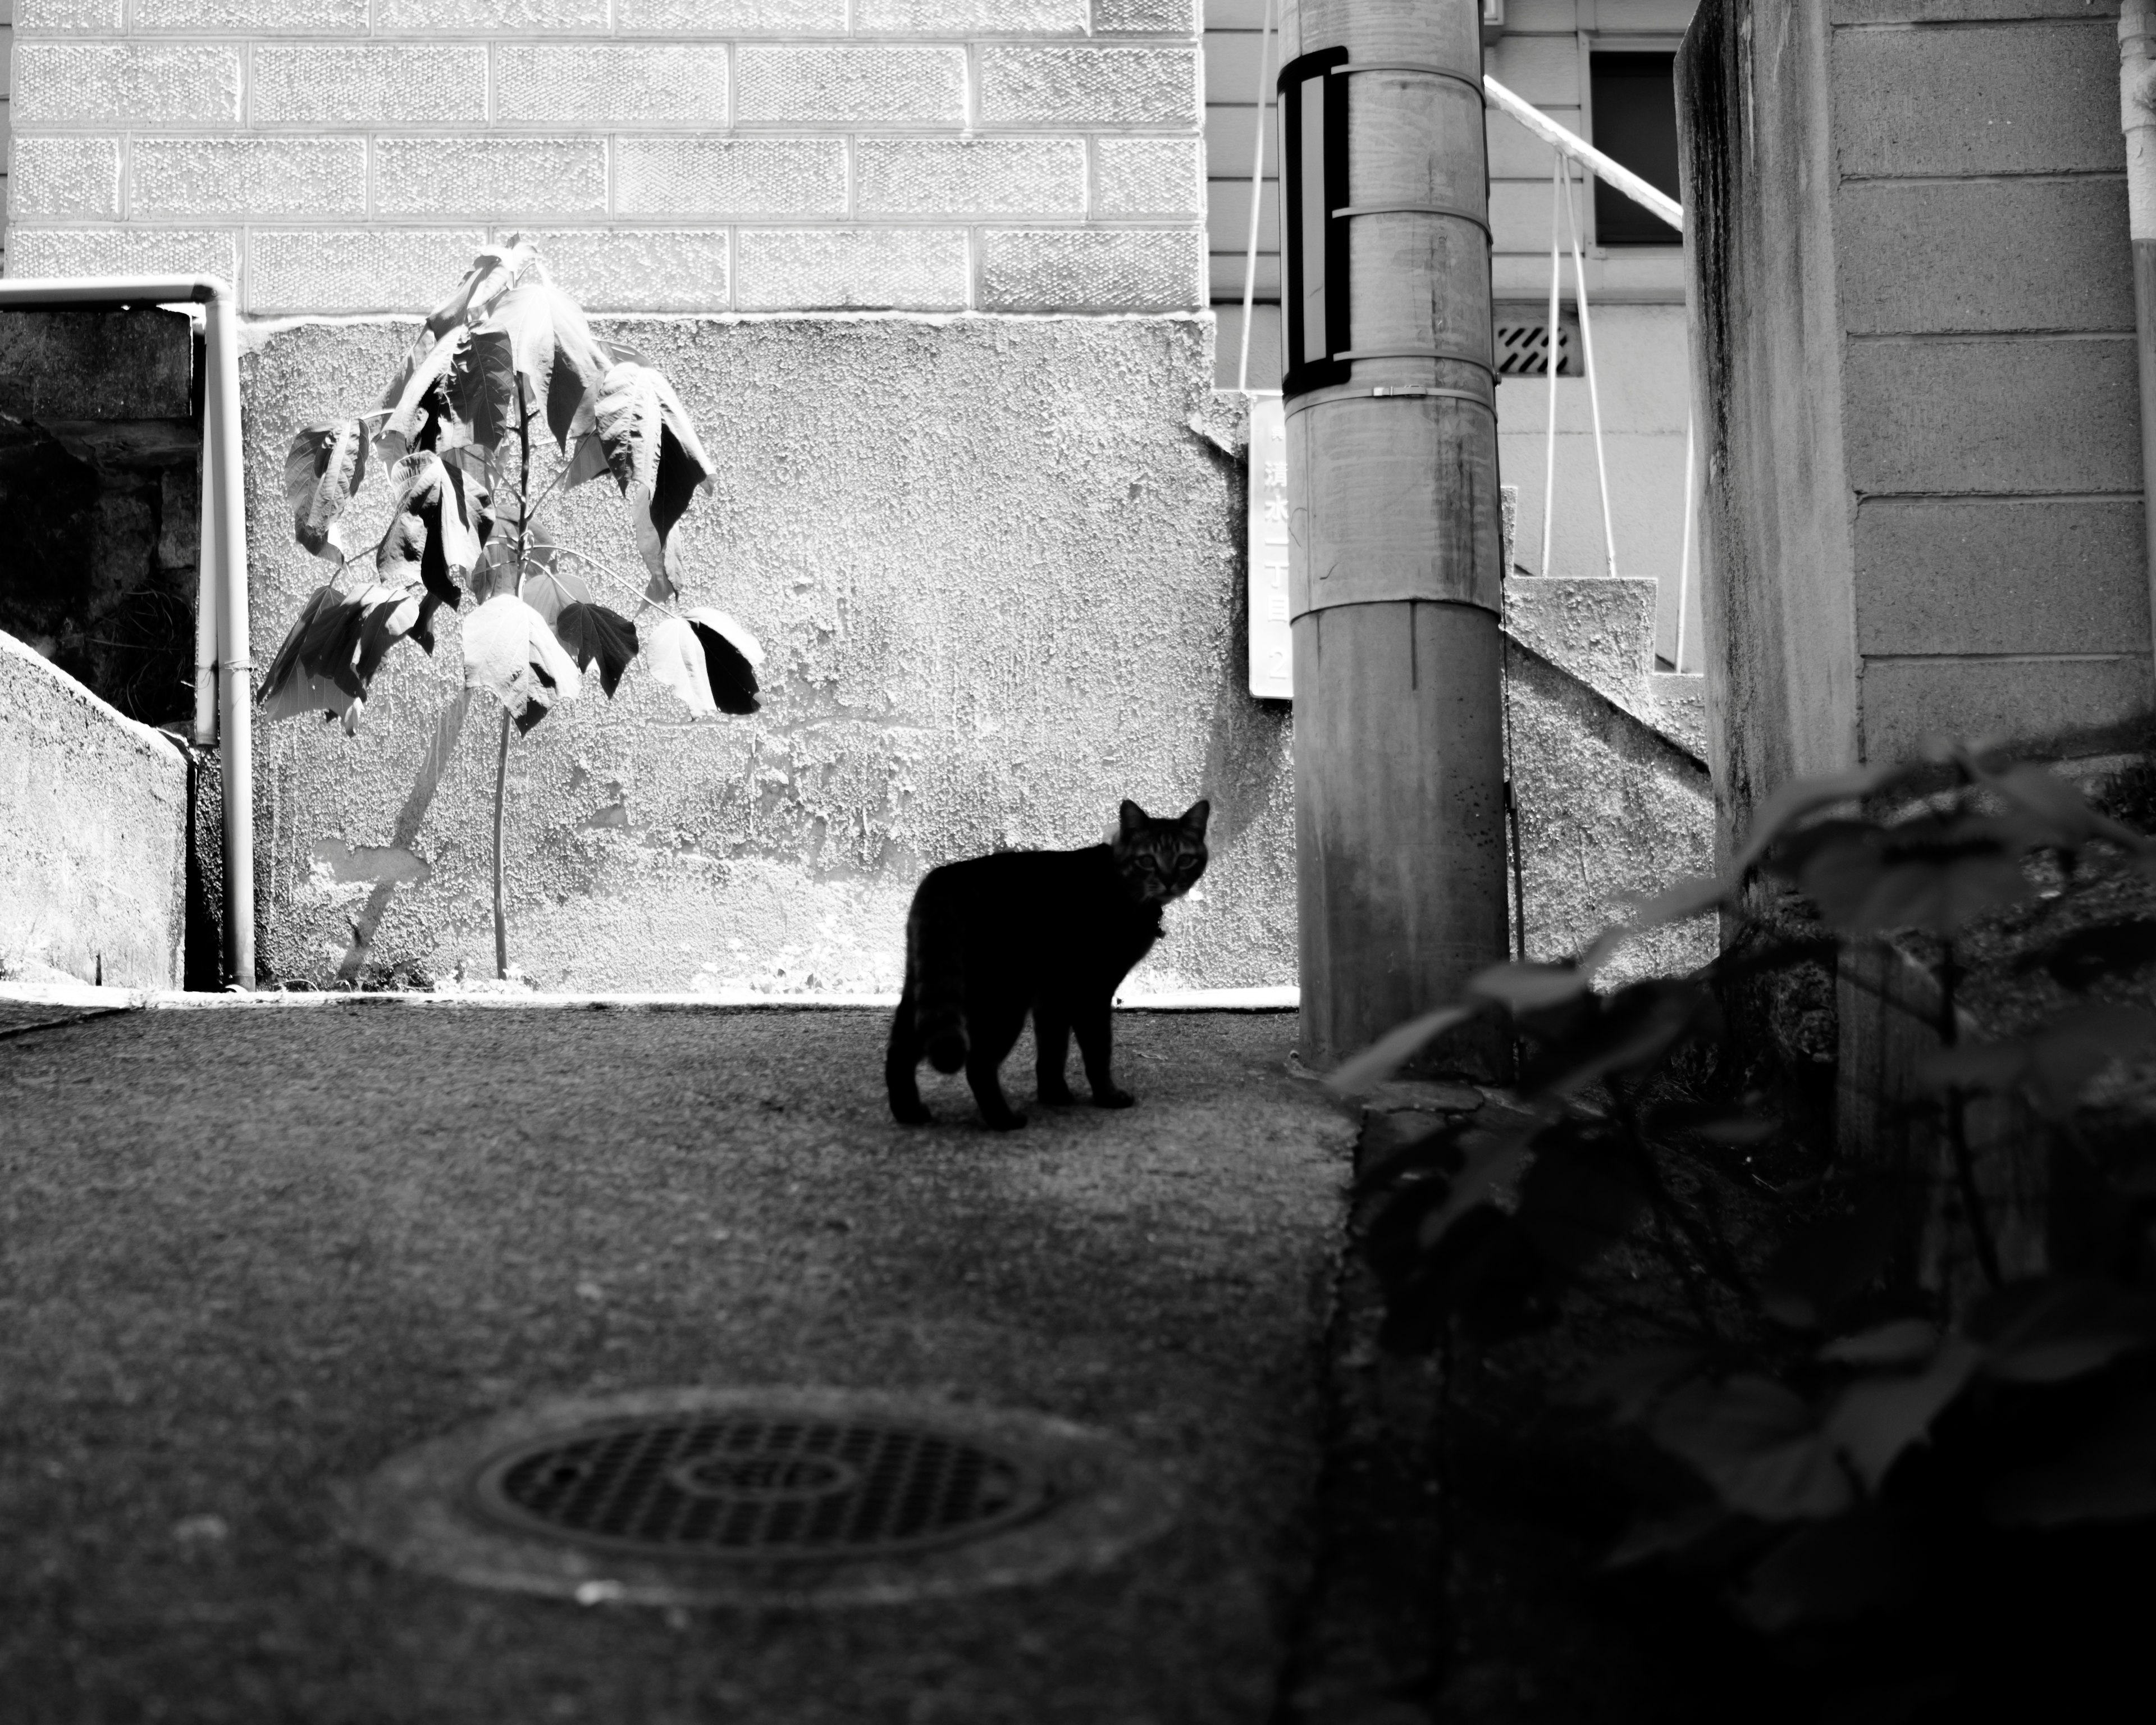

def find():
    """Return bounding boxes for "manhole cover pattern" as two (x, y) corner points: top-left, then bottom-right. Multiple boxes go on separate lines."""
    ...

(467, 1413), (1053, 1560)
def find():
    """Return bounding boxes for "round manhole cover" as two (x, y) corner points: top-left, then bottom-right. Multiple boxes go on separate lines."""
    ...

(348, 1387), (1179, 1607)
(467, 1411), (1051, 1559)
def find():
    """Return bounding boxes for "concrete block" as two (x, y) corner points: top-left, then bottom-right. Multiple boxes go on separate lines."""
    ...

(1649, 672), (1707, 761)
(1095, 0), (1198, 31)
(978, 228), (1205, 311)
(614, 138), (845, 217)
(375, 0), (608, 28)
(238, 313), (1287, 992)
(6, 227), (239, 285)
(1854, 498), (2152, 657)
(375, 138), (607, 218)
(1843, 335), (2141, 497)
(1831, 1), (2114, 19)
(133, 135), (367, 217)
(514, 229), (728, 312)
(133, 0), (368, 31)
(248, 228), (489, 315)
(856, 0), (1086, 30)
(855, 138), (1086, 217)
(13, 0), (123, 31)
(0, 307), (195, 421)
(252, 47), (488, 126)
(736, 45), (965, 126)
(1860, 654), (2156, 763)
(8, 136), (122, 218)
(12, 45), (241, 126)
(496, 46), (731, 129)
(1837, 178), (2133, 335)
(1834, 20), (2122, 179)
(0, 632), (189, 991)
(613, 0), (844, 29)
(980, 46), (1200, 127)
(1096, 137), (1203, 216)
(733, 227), (968, 309)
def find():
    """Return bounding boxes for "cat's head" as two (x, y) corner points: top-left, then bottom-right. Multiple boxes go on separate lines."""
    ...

(1113, 798), (1210, 906)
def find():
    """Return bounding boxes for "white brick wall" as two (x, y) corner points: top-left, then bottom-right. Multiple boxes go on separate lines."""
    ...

(3, 1), (1204, 316)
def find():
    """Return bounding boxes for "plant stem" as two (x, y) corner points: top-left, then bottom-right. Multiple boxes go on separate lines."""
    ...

(491, 705), (511, 980)
(491, 400), (533, 984)
(1938, 940), (2003, 1289)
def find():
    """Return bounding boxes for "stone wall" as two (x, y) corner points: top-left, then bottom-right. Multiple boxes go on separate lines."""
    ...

(1682, 0), (2150, 847)
(1, 626), (190, 988)
(3, 1), (1206, 317)
(244, 311), (1294, 994)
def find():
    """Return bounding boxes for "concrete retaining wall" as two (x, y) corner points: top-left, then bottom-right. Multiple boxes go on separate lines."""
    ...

(243, 310), (1296, 994)
(0, 628), (189, 988)
(1682, 0), (2151, 845)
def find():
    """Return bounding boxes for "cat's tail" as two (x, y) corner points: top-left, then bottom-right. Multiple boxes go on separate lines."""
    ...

(907, 887), (968, 1074)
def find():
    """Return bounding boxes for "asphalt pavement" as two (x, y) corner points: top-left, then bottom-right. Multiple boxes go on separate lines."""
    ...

(0, 1001), (1353, 1725)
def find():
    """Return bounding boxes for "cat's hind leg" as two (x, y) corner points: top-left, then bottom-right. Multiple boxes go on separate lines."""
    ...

(885, 990), (933, 1125)
(1034, 998), (1076, 1106)
(965, 1002), (1030, 1131)
(1073, 998), (1135, 1108)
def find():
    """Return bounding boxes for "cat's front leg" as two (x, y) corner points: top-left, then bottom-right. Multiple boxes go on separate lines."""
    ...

(1073, 1000), (1135, 1108)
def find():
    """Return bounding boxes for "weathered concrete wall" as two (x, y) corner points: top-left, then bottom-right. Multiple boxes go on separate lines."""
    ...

(243, 311), (1295, 994)
(5, 4), (1204, 318)
(0, 628), (189, 988)
(1683, 0), (2150, 847)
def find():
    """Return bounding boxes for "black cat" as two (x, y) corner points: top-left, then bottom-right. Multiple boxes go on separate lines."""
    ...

(885, 798), (1211, 1130)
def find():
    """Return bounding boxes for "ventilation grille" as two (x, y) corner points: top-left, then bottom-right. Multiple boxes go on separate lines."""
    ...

(1493, 304), (1584, 377)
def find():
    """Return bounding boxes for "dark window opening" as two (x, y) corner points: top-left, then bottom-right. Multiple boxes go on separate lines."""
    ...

(1589, 51), (1681, 247)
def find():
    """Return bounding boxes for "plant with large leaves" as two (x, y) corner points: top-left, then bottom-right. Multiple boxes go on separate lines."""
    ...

(1336, 741), (2156, 1656)
(258, 239), (762, 980)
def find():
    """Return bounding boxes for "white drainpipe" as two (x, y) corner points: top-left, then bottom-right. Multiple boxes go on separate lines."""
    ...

(2123, 4), (2156, 690)
(0, 276), (255, 989)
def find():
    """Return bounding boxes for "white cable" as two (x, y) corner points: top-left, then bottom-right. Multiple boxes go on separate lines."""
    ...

(1561, 162), (1618, 581)
(1540, 152), (1563, 579)
(1237, 0), (1278, 395)
(1676, 408), (1697, 673)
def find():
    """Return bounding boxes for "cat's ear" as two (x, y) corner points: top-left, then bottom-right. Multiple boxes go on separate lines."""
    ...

(1181, 798), (1211, 837)
(1119, 798), (1148, 836)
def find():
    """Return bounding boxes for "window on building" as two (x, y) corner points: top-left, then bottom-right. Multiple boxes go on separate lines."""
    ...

(1589, 51), (1682, 247)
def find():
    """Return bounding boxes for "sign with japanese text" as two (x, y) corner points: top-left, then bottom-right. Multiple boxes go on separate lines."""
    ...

(1248, 395), (1292, 700)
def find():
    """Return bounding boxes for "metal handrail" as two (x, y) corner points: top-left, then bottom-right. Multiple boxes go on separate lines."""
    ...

(1483, 74), (1685, 234)
(0, 276), (254, 989)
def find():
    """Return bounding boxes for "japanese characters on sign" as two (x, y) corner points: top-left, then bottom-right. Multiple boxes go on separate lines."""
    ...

(1247, 396), (1292, 701)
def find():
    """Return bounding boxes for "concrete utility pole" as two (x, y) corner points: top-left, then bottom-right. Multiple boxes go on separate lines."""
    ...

(1285, 0), (1510, 1073)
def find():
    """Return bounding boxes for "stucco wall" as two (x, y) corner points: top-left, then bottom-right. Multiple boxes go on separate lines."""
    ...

(1682, 0), (2150, 847)
(3, 1), (1205, 318)
(1, 627), (189, 988)
(242, 310), (1295, 993)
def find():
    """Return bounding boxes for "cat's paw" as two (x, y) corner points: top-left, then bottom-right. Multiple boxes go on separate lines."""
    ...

(889, 1101), (933, 1126)
(1037, 1083), (1078, 1107)
(983, 1109), (1029, 1132)
(1092, 1086), (1136, 1110)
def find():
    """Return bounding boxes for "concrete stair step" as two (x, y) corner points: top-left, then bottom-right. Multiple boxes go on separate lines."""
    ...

(1649, 671), (1706, 760)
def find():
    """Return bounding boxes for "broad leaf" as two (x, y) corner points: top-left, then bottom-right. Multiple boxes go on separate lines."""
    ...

(1966, 1277), (2156, 1385)
(378, 453), (490, 609)
(1776, 813), (2029, 935)
(1730, 761), (1915, 876)
(554, 601), (638, 697)
(477, 281), (611, 452)
(349, 583), (424, 687)
(1759, 1185), (1902, 1329)
(1327, 1004), (1482, 1095)
(462, 592), (583, 732)
(1513, 1134), (1651, 1272)
(1648, 1375), (1854, 1521)
(682, 605), (762, 714)
(1571, 1344), (1709, 1423)
(595, 362), (715, 583)
(1920, 1005), (2156, 1118)
(1975, 759), (2145, 853)
(415, 235), (536, 349)
(377, 325), (473, 462)
(1819, 1319), (1938, 1368)
(2035, 918), (2156, 989)
(642, 615), (719, 718)
(1822, 1338), (1981, 1491)
(285, 419), (371, 563)
(257, 586), (362, 731)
